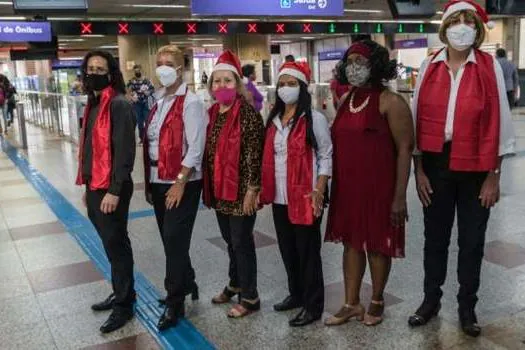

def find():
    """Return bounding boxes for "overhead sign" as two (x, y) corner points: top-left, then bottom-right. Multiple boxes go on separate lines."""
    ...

(13, 0), (87, 12)
(194, 52), (218, 59)
(51, 59), (83, 69)
(0, 21), (51, 42)
(394, 38), (428, 49)
(191, 0), (344, 16)
(318, 50), (346, 61)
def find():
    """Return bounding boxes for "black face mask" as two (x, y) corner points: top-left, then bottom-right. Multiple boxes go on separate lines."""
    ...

(134, 72), (142, 78)
(85, 74), (110, 92)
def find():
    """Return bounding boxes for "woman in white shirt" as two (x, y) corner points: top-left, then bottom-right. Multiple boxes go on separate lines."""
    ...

(143, 45), (208, 331)
(409, 1), (515, 337)
(260, 62), (332, 327)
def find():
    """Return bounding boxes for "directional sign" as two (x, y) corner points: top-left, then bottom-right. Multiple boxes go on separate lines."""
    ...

(0, 21), (51, 42)
(191, 0), (344, 16)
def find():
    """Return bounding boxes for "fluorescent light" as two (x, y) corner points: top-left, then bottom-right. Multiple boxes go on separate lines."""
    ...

(58, 38), (85, 42)
(430, 20), (442, 24)
(80, 34), (106, 38)
(189, 38), (216, 41)
(301, 37), (316, 40)
(122, 4), (188, 8)
(48, 17), (84, 20)
(202, 44), (223, 47)
(0, 16), (25, 20)
(436, 11), (444, 14)
(271, 40), (291, 44)
(344, 9), (383, 13)
(60, 57), (85, 60)
(98, 45), (119, 49)
(170, 41), (189, 45)
(0, 1), (13, 5)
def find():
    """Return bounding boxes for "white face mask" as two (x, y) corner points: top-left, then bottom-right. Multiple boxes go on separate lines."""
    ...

(346, 63), (371, 87)
(278, 86), (300, 105)
(156, 65), (181, 87)
(446, 24), (477, 52)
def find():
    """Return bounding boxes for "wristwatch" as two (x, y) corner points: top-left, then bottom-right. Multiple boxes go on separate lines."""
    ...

(176, 173), (188, 184)
(491, 168), (501, 175)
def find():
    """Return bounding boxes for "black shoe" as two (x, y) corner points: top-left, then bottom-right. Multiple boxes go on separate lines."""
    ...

(408, 300), (441, 327)
(459, 308), (481, 338)
(158, 282), (200, 306)
(91, 293), (115, 311)
(289, 308), (321, 327)
(273, 296), (302, 312)
(100, 308), (133, 334)
(157, 305), (184, 331)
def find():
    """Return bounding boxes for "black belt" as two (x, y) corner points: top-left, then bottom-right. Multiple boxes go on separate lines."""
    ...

(150, 160), (158, 167)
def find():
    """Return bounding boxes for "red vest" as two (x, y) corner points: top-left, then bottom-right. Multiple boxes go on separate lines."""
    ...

(76, 87), (116, 190)
(260, 116), (314, 225)
(417, 48), (500, 171)
(203, 97), (242, 207)
(143, 92), (186, 189)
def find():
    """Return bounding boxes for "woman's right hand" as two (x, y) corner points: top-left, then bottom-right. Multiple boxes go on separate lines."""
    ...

(145, 189), (154, 206)
(416, 169), (433, 207)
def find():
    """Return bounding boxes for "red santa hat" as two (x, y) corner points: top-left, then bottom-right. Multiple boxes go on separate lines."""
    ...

(442, 0), (495, 30)
(213, 50), (243, 77)
(278, 62), (311, 85)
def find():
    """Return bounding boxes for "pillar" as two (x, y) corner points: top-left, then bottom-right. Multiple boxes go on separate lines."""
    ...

(223, 34), (271, 84)
(117, 35), (170, 84)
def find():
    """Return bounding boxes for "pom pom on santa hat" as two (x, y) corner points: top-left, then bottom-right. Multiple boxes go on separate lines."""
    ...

(213, 50), (243, 77)
(442, 0), (495, 30)
(278, 61), (312, 84)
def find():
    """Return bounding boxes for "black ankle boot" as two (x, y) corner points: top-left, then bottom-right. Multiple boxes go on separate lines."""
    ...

(158, 304), (184, 331)
(459, 308), (481, 337)
(408, 300), (441, 327)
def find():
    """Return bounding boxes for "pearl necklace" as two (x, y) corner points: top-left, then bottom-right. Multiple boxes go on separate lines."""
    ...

(349, 91), (370, 114)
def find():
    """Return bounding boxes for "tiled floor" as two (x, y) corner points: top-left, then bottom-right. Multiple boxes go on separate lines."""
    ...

(2, 111), (525, 349)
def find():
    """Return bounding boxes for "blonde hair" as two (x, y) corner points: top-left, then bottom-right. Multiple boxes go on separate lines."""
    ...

(439, 10), (486, 49)
(207, 70), (250, 101)
(157, 45), (184, 66)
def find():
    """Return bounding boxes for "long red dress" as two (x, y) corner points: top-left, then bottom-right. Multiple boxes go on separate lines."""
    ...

(325, 87), (404, 258)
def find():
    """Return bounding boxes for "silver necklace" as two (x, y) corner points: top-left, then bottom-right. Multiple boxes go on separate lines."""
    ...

(349, 91), (370, 114)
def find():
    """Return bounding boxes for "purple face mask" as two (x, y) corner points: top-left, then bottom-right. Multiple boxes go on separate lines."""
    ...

(214, 87), (237, 105)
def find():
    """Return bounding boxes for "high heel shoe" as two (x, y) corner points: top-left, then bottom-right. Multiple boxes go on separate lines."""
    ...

(212, 286), (241, 304)
(324, 304), (365, 326)
(158, 282), (199, 306)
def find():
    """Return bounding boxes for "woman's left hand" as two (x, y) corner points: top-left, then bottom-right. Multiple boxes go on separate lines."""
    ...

(479, 173), (500, 209)
(165, 182), (185, 210)
(305, 190), (324, 218)
(390, 196), (408, 228)
(243, 189), (258, 216)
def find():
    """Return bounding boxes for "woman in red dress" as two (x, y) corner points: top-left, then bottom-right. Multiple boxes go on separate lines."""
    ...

(324, 40), (414, 326)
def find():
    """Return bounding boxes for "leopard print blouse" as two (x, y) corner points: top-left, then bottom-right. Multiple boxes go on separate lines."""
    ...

(206, 101), (265, 216)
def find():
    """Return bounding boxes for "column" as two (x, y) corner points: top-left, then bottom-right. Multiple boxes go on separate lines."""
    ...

(223, 34), (271, 84)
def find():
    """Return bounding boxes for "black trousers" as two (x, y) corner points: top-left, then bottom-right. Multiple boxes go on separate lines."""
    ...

(86, 181), (135, 309)
(151, 180), (202, 307)
(507, 90), (515, 109)
(422, 145), (490, 310)
(272, 204), (324, 315)
(216, 212), (258, 301)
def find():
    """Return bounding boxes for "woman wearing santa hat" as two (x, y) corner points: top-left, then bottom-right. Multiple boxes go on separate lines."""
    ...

(142, 45), (207, 330)
(409, 0), (515, 337)
(203, 50), (265, 318)
(323, 40), (414, 327)
(260, 62), (332, 327)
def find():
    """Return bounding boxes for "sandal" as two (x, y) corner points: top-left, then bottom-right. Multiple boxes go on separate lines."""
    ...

(324, 304), (365, 326)
(211, 286), (241, 304)
(227, 299), (260, 318)
(363, 300), (385, 326)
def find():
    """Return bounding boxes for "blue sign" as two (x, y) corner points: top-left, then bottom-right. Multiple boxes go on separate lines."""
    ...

(51, 59), (83, 69)
(394, 38), (428, 50)
(192, 0), (343, 16)
(319, 50), (346, 61)
(0, 21), (51, 42)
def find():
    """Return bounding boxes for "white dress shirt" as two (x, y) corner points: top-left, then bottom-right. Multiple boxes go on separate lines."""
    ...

(412, 48), (515, 156)
(147, 83), (208, 183)
(272, 110), (333, 205)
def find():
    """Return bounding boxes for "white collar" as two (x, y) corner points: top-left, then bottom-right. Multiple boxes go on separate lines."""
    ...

(155, 82), (187, 100)
(272, 112), (305, 131)
(431, 48), (477, 65)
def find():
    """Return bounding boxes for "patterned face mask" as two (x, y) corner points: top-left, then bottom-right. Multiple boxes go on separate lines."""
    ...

(345, 62), (371, 87)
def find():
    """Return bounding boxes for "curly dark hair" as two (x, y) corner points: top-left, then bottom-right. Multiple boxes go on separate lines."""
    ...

(81, 50), (126, 95)
(337, 40), (397, 87)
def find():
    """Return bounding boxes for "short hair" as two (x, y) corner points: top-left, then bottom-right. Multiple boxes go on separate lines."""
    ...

(132, 64), (141, 70)
(496, 48), (506, 58)
(81, 50), (126, 95)
(285, 55), (295, 62)
(242, 64), (255, 77)
(157, 45), (185, 66)
(439, 10), (486, 49)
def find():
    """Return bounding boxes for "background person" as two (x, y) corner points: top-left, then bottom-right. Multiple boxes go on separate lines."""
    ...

(408, 1), (515, 338)
(127, 64), (154, 144)
(242, 64), (264, 112)
(495, 48), (519, 108)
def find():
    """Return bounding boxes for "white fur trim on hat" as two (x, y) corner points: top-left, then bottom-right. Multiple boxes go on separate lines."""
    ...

(486, 21), (495, 29)
(442, 2), (476, 22)
(279, 68), (307, 84)
(213, 63), (240, 76)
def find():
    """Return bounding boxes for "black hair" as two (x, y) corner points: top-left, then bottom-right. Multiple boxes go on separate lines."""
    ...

(267, 81), (318, 150)
(496, 48), (507, 58)
(242, 64), (255, 78)
(285, 55), (295, 62)
(81, 50), (126, 95)
(336, 39), (397, 87)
